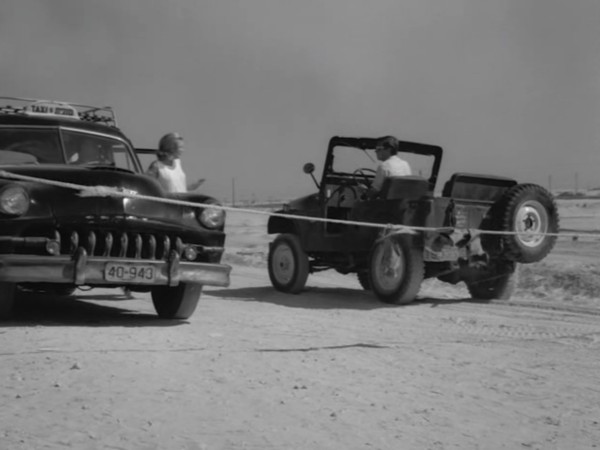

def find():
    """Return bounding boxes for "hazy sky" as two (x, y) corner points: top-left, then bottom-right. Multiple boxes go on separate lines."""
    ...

(1, 0), (599, 200)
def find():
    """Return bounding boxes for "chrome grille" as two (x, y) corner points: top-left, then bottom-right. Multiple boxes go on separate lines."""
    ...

(58, 229), (184, 260)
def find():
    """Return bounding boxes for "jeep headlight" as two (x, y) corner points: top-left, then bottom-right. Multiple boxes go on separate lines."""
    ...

(198, 207), (225, 229)
(0, 185), (30, 216)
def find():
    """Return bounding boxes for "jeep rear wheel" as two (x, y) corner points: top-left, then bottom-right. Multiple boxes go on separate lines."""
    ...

(488, 184), (559, 263)
(0, 282), (18, 319)
(151, 283), (202, 320)
(466, 261), (517, 300)
(268, 234), (309, 294)
(369, 235), (424, 304)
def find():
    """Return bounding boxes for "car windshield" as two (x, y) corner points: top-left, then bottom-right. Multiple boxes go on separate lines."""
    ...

(0, 127), (137, 171)
(0, 128), (63, 164)
(331, 145), (436, 180)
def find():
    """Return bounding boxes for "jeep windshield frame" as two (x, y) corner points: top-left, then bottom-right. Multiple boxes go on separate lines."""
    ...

(322, 136), (443, 192)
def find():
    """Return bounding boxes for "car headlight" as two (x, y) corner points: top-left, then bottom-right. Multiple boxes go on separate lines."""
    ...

(0, 185), (30, 216)
(198, 207), (225, 229)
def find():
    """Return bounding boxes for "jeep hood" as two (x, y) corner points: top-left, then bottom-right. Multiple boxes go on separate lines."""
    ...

(285, 193), (319, 212)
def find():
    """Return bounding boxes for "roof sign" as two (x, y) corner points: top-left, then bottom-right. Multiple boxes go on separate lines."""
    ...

(23, 101), (80, 120)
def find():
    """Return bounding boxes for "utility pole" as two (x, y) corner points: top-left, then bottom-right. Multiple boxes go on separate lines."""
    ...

(232, 178), (236, 206)
(574, 172), (579, 195)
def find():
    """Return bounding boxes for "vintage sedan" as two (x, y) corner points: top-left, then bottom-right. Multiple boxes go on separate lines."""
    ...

(0, 97), (230, 320)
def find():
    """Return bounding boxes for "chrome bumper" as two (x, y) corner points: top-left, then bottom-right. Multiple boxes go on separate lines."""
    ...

(0, 248), (231, 287)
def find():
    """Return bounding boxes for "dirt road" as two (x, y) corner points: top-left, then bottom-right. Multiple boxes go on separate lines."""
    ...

(1, 264), (599, 450)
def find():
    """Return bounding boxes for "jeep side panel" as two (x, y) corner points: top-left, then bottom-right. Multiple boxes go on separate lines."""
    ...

(442, 172), (517, 201)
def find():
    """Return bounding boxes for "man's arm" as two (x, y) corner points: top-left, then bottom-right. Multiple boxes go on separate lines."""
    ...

(365, 165), (385, 199)
(371, 165), (385, 192)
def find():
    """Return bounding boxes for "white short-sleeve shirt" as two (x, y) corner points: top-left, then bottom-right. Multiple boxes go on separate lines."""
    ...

(372, 155), (412, 191)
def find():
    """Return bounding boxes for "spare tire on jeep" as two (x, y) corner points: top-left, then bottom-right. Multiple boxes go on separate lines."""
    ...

(483, 183), (559, 264)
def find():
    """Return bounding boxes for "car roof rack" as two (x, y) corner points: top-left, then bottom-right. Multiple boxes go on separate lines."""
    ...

(0, 96), (118, 127)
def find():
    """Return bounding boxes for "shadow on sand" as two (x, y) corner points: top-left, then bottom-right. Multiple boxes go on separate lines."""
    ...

(1, 291), (188, 328)
(205, 285), (481, 311)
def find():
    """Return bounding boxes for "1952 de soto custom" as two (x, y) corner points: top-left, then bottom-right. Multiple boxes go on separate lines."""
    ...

(0, 97), (230, 320)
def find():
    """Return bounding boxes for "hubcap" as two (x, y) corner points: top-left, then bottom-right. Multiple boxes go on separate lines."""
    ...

(373, 239), (405, 292)
(272, 243), (295, 284)
(514, 200), (547, 247)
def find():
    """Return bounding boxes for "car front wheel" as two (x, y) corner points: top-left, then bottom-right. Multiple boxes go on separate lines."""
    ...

(151, 283), (202, 319)
(268, 234), (309, 294)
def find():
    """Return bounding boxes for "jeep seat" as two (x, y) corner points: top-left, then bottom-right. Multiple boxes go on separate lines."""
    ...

(379, 176), (430, 200)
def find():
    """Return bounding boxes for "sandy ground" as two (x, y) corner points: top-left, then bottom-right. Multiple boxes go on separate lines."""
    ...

(1, 200), (600, 450)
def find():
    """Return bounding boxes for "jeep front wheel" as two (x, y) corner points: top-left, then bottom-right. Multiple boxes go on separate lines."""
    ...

(151, 283), (202, 320)
(268, 234), (309, 294)
(369, 235), (424, 304)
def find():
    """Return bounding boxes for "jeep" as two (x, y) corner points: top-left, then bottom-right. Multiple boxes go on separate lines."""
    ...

(267, 136), (559, 304)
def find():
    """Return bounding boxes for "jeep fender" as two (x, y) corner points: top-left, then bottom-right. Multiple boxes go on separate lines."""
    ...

(268, 215), (298, 235)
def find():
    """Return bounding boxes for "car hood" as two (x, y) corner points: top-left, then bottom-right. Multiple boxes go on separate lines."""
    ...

(2, 165), (193, 227)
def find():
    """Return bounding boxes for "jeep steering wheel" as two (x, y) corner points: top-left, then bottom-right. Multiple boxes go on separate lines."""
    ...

(352, 168), (376, 188)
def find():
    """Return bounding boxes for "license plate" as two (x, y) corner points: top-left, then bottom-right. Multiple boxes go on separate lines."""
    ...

(104, 262), (156, 283)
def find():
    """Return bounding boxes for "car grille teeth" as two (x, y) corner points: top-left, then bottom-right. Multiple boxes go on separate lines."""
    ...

(134, 234), (142, 259)
(70, 231), (79, 254)
(119, 232), (128, 258)
(175, 237), (183, 255)
(103, 232), (113, 257)
(148, 235), (157, 260)
(87, 231), (97, 255)
(58, 229), (187, 261)
(162, 236), (171, 260)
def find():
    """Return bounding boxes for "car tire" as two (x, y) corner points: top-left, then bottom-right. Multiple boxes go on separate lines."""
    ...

(369, 235), (424, 304)
(0, 282), (18, 319)
(151, 283), (202, 320)
(357, 270), (371, 290)
(466, 260), (517, 300)
(486, 184), (559, 263)
(268, 234), (309, 294)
